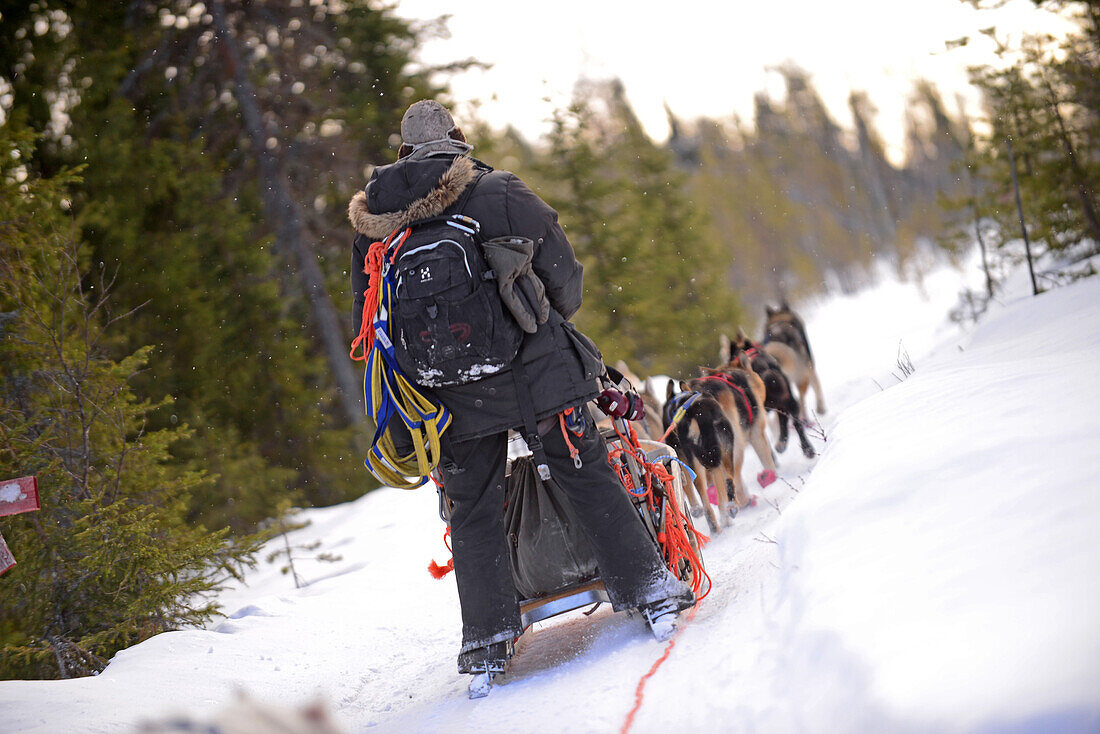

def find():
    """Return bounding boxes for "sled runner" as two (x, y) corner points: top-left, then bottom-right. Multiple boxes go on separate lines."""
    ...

(435, 416), (708, 698)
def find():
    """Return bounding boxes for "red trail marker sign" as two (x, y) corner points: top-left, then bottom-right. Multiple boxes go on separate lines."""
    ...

(0, 475), (41, 576)
(0, 535), (14, 576)
(1, 476), (40, 516)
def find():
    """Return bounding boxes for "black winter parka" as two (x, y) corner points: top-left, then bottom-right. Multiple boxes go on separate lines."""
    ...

(349, 154), (604, 442)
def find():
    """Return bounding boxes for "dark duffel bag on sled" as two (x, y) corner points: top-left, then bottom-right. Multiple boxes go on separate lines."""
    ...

(503, 456), (599, 600)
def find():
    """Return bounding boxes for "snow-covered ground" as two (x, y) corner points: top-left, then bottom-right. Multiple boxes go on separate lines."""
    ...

(3, 250), (1099, 734)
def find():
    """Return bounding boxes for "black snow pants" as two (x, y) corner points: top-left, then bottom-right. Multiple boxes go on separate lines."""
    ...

(439, 406), (689, 660)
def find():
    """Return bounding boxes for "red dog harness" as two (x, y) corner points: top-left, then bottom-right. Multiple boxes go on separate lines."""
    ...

(700, 374), (754, 423)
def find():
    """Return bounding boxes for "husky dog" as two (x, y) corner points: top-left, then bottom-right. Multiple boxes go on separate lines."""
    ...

(726, 329), (815, 459)
(693, 354), (779, 507)
(761, 302), (826, 420)
(662, 381), (733, 532)
(138, 693), (344, 734)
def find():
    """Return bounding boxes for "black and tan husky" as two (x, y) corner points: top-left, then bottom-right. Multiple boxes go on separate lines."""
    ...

(664, 356), (777, 530)
(695, 355), (779, 503)
(724, 329), (815, 459)
(762, 302), (826, 420)
(662, 381), (732, 532)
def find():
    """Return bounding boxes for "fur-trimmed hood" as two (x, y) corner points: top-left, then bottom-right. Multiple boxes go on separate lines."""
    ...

(348, 155), (479, 240)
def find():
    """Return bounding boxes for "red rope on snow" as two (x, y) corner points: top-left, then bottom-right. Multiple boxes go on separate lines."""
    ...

(608, 420), (710, 732)
(620, 603), (701, 734)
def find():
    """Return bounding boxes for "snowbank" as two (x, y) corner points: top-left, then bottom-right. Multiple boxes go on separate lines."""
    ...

(772, 276), (1100, 732)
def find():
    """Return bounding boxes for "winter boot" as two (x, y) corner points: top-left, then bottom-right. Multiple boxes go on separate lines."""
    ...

(639, 588), (696, 642)
(458, 639), (514, 699)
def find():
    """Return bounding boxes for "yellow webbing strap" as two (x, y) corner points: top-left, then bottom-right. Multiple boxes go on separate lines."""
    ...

(360, 266), (453, 489)
(363, 353), (451, 489)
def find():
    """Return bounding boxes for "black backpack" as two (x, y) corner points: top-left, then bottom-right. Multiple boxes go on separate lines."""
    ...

(389, 214), (523, 387)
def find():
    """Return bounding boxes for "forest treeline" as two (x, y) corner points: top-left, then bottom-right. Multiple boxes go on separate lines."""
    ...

(483, 72), (970, 370)
(1, 0), (1096, 679)
(941, 0), (1100, 304)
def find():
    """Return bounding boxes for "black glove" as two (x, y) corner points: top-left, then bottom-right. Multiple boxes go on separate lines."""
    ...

(482, 236), (550, 334)
(596, 388), (646, 421)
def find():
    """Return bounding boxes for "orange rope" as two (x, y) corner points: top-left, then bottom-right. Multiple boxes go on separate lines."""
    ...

(608, 422), (710, 600)
(658, 420), (677, 444)
(608, 421), (710, 728)
(427, 526), (454, 579)
(558, 413), (582, 467)
(426, 474), (452, 578)
(349, 227), (410, 362)
(349, 238), (388, 362)
(620, 602), (701, 734)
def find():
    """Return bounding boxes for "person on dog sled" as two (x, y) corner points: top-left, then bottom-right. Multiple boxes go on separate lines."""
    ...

(348, 101), (695, 683)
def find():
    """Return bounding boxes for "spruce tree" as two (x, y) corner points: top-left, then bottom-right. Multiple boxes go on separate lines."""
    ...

(680, 66), (968, 307)
(605, 85), (742, 374)
(538, 81), (742, 376)
(942, 4), (1100, 283)
(0, 126), (259, 680)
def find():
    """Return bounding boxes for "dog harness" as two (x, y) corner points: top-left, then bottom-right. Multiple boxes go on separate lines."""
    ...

(700, 374), (754, 423)
(661, 390), (701, 444)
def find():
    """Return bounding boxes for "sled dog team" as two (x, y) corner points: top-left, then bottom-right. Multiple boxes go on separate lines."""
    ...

(619, 301), (826, 534)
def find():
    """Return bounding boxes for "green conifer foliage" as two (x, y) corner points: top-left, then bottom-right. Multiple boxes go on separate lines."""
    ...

(538, 82), (742, 375)
(1, 1), (447, 519)
(0, 127), (258, 679)
(72, 99), (356, 527)
(941, 3), (1100, 287)
(679, 68), (966, 307)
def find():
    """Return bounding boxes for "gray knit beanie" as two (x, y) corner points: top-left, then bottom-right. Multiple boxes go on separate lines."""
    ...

(400, 100), (472, 156)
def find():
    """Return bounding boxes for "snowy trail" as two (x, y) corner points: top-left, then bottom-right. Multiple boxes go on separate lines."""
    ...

(3, 251), (1099, 733)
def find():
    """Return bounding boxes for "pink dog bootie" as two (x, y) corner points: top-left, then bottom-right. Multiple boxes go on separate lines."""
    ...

(757, 470), (777, 488)
(706, 484), (719, 505)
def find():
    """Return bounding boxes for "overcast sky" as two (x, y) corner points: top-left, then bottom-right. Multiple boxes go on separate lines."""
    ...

(393, 0), (1073, 164)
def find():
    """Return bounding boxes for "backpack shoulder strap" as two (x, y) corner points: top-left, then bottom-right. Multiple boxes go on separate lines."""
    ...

(450, 162), (488, 218)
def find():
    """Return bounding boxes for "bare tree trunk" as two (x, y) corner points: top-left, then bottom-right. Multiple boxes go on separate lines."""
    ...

(1038, 68), (1100, 243)
(210, 1), (362, 425)
(1006, 136), (1041, 296)
(959, 110), (994, 299)
(972, 199), (994, 299)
